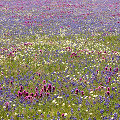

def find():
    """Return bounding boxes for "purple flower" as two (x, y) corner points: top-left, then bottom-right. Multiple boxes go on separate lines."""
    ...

(112, 87), (115, 91)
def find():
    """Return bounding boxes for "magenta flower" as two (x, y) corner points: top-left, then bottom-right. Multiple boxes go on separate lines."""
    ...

(30, 93), (34, 97)
(35, 87), (38, 91)
(43, 80), (46, 84)
(79, 78), (82, 81)
(70, 55), (73, 58)
(98, 86), (101, 90)
(95, 88), (98, 91)
(40, 50), (42, 53)
(34, 94), (37, 98)
(75, 89), (79, 94)
(108, 77), (111, 81)
(20, 85), (23, 91)
(52, 86), (55, 92)
(5, 102), (9, 108)
(107, 91), (110, 95)
(62, 113), (64, 117)
(105, 67), (108, 70)
(81, 91), (84, 96)
(23, 90), (26, 95)
(116, 67), (118, 72)
(26, 92), (28, 96)
(48, 84), (52, 91)
(38, 73), (40, 77)
(96, 70), (99, 74)
(107, 87), (110, 91)
(46, 89), (48, 92)
(109, 67), (112, 71)
(46, 92), (50, 97)
(44, 85), (46, 92)
(39, 93), (42, 98)
(10, 81), (13, 84)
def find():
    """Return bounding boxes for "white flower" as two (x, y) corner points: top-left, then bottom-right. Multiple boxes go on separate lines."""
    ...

(14, 113), (18, 115)
(38, 103), (42, 105)
(57, 96), (63, 99)
(38, 110), (42, 112)
(89, 113), (93, 115)
(93, 95), (98, 97)
(52, 100), (56, 103)
(90, 91), (93, 94)
(84, 96), (88, 99)
(3, 106), (6, 108)
(79, 104), (82, 107)
(13, 104), (15, 107)
(64, 113), (67, 116)
(62, 103), (65, 106)
(52, 100), (57, 104)
(68, 105), (71, 107)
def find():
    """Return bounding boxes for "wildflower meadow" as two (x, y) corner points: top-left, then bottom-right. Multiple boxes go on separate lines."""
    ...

(0, 0), (120, 120)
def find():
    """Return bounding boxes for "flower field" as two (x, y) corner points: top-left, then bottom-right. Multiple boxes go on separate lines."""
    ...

(0, 0), (120, 119)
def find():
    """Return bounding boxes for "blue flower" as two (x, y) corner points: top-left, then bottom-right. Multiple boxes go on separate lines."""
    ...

(100, 109), (104, 114)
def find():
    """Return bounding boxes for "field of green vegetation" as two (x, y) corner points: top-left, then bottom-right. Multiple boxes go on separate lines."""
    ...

(0, 0), (120, 120)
